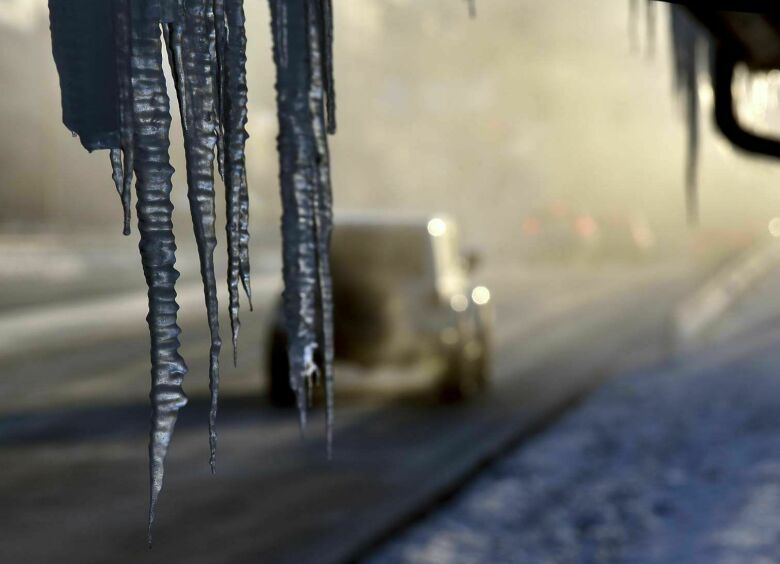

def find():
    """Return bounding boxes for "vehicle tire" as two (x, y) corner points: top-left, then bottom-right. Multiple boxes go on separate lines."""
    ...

(475, 324), (493, 389)
(438, 332), (490, 402)
(267, 328), (296, 407)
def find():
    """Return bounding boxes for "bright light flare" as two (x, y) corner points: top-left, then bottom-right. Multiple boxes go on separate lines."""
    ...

(471, 286), (491, 305)
(427, 217), (447, 237)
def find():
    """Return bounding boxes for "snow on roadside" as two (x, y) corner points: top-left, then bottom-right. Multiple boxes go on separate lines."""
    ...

(371, 331), (780, 564)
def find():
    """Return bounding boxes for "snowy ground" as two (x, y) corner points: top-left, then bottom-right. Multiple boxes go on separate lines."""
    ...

(371, 273), (780, 563)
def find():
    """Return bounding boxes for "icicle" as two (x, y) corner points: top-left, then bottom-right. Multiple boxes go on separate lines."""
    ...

(670, 5), (702, 226)
(221, 0), (250, 366)
(645, 0), (657, 59)
(464, 0), (477, 20)
(635, 1), (703, 224)
(628, 0), (640, 52)
(107, 0), (135, 237)
(307, 0), (336, 457)
(114, 0), (135, 236)
(110, 148), (124, 198)
(120, 148), (134, 236)
(130, 16), (189, 545)
(320, 0), (337, 133)
(268, 0), (336, 443)
(222, 0), (253, 310)
(166, 0), (223, 473)
(213, 0), (227, 181)
(239, 167), (253, 310)
(270, 0), (324, 428)
(163, 23), (189, 134)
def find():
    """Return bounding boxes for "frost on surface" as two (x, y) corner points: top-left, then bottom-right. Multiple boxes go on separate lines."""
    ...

(48, 0), (337, 539)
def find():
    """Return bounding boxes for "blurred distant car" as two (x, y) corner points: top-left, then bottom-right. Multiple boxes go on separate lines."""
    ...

(590, 212), (656, 260)
(521, 204), (655, 261)
(266, 214), (494, 405)
(521, 203), (600, 260)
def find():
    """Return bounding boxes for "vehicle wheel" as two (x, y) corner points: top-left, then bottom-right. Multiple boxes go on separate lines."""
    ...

(475, 326), (493, 389)
(438, 333), (489, 402)
(267, 329), (296, 407)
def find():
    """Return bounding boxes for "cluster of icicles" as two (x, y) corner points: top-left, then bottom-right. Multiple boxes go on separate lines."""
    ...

(52, 0), (336, 542)
(45, 0), (706, 544)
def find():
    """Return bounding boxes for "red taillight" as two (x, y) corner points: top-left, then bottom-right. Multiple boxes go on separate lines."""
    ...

(523, 217), (541, 235)
(575, 215), (597, 237)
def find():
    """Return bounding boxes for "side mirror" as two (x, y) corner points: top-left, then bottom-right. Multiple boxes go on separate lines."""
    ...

(713, 47), (780, 159)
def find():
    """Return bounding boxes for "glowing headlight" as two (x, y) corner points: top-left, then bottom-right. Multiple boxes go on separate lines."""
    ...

(427, 217), (447, 237)
(471, 286), (491, 305)
(769, 218), (780, 238)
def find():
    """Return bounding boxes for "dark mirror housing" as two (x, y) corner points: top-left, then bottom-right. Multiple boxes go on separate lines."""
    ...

(713, 49), (780, 159)
(666, 1), (780, 159)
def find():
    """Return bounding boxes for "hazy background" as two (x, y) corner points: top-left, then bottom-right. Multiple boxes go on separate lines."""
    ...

(1, 0), (779, 257)
(6, 3), (780, 562)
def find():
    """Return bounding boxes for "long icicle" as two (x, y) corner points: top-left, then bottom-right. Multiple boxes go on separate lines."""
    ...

(213, 0), (227, 181)
(223, 0), (253, 309)
(110, 148), (124, 200)
(239, 167), (253, 308)
(320, 0), (337, 134)
(131, 16), (189, 545)
(113, 0), (135, 236)
(645, 0), (657, 59)
(464, 0), (477, 20)
(307, 0), (336, 456)
(221, 0), (249, 366)
(628, 0), (640, 52)
(270, 0), (322, 426)
(167, 0), (223, 473)
(670, 4), (701, 226)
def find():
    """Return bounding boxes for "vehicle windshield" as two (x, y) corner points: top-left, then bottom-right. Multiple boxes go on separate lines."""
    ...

(331, 224), (431, 284)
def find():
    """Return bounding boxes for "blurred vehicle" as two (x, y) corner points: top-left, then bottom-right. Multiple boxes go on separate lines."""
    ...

(266, 213), (494, 404)
(521, 203), (600, 260)
(590, 212), (656, 260)
(521, 203), (656, 261)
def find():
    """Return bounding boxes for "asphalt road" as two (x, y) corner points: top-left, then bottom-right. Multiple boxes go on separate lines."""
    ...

(0, 259), (712, 564)
(368, 260), (780, 564)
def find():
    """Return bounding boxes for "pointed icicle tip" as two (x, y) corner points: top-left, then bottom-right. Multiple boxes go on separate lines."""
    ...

(110, 148), (123, 196)
(270, 0), (338, 451)
(166, 0), (225, 473)
(132, 15), (188, 545)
